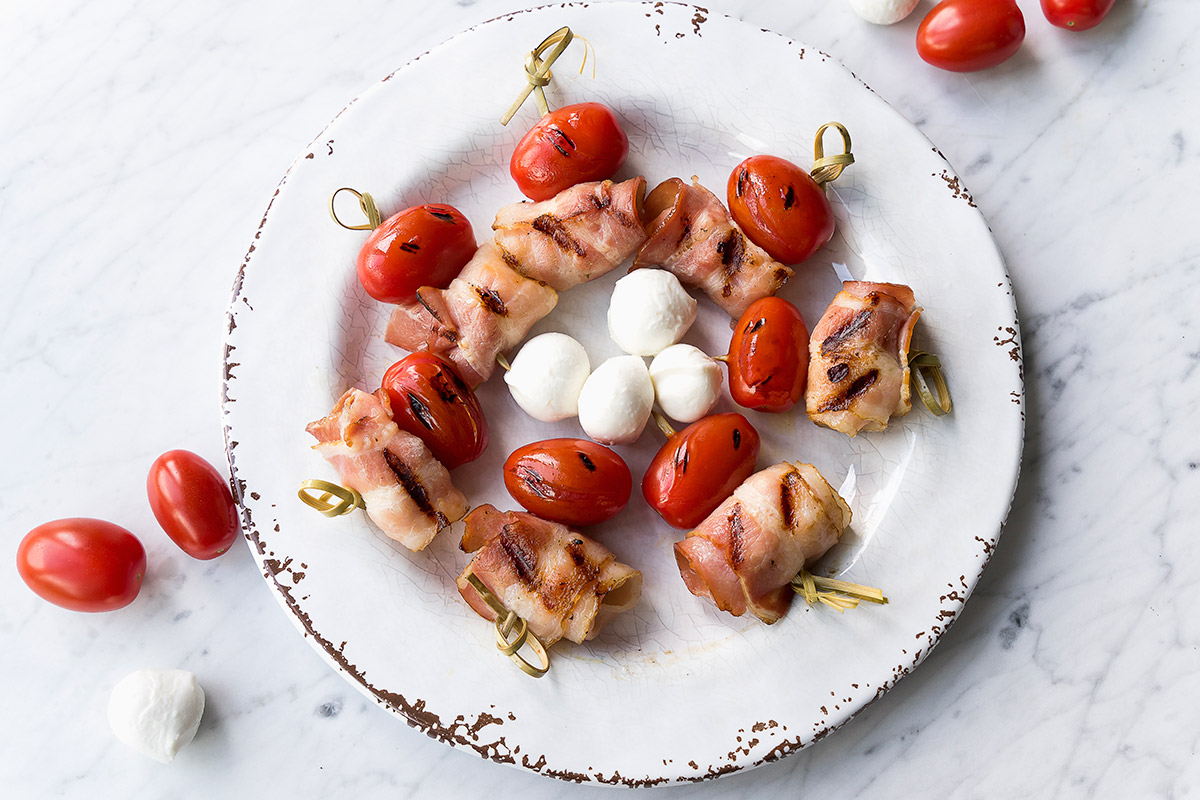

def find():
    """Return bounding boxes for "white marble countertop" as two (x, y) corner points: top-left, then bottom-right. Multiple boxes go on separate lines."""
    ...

(2, 0), (1197, 796)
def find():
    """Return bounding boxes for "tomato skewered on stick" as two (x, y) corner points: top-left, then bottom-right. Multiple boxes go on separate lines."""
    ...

(380, 352), (489, 470)
(504, 438), (632, 527)
(726, 296), (810, 413)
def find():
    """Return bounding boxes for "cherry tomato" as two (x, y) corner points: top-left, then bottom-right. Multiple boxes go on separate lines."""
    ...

(642, 413), (760, 529)
(916, 0), (1025, 73)
(504, 438), (632, 527)
(147, 450), (240, 560)
(510, 102), (629, 202)
(356, 204), (476, 304)
(727, 296), (810, 413)
(17, 519), (147, 612)
(728, 155), (834, 265)
(381, 352), (488, 469)
(1041, 0), (1115, 30)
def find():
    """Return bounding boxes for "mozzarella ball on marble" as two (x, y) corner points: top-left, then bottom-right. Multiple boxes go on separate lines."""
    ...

(504, 333), (591, 421)
(649, 344), (724, 423)
(607, 269), (698, 356)
(108, 669), (205, 764)
(848, 0), (919, 25)
(577, 356), (655, 445)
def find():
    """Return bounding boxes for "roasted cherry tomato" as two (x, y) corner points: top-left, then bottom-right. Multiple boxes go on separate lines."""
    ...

(147, 450), (240, 560)
(381, 352), (488, 469)
(728, 155), (834, 265)
(510, 102), (629, 202)
(642, 413), (760, 529)
(1041, 0), (1115, 30)
(727, 296), (810, 413)
(356, 204), (476, 304)
(504, 438), (632, 527)
(916, 0), (1025, 73)
(17, 519), (147, 612)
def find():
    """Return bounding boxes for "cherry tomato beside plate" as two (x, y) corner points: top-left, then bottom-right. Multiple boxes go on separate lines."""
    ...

(1041, 0), (1115, 31)
(381, 352), (489, 469)
(728, 155), (834, 265)
(510, 102), (629, 202)
(356, 204), (476, 304)
(916, 0), (1025, 73)
(504, 438), (631, 527)
(642, 413), (760, 529)
(727, 296), (810, 413)
(17, 519), (147, 612)
(147, 450), (241, 560)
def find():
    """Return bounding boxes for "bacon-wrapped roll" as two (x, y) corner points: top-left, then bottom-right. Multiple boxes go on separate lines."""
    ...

(806, 281), (922, 436)
(674, 462), (851, 624)
(456, 505), (642, 646)
(493, 177), (648, 291)
(306, 387), (468, 551)
(633, 177), (793, 319)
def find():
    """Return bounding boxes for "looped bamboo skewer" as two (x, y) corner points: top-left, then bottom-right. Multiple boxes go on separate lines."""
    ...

(500, 26), (577, 125)
(810, 122), (855, 188)
(909, 350), (953, 416)
(297, 479), (365, 517)
(329, 187), (382, 231)
(466, 573), (551, 677)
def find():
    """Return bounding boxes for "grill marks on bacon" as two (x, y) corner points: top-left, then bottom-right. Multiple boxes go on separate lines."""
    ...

(634, 177), (793, 319)
(456, 505), (642, 646)
(674, 462), (851, 624)
(305, 388), (467, 551)
(807, 281), (922, 436)
(384, 178), (648, 387)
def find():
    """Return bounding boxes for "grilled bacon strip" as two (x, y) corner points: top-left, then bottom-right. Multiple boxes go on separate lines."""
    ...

(674, 462), (851, 624)
(456, 505), (642, 646)
(634, 177), (793, 319)
(306, 387), (468, 551)
(806, 281), (922, 436)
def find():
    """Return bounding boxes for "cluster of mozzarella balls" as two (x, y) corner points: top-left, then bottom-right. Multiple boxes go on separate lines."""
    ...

(504, 269), (723, 444)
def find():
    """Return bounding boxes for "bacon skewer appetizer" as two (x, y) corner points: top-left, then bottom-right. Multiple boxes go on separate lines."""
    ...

(305, 387), (468, 551)
(806, 281), (922, 436)
(674, 462), (851, 624)
(456, 505), (642, 646)
(634, 177), (793, 319)
(385, 177), (648, 387)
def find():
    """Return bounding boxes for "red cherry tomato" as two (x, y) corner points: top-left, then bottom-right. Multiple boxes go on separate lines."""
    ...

(504, 438), (632, 527)
(381, 353), (488, 469)
(642, 413), (760, 529)
(147, 450), (240, 560)
(1041, 0), (1115, 30)
(917, 0), (1026, 73)
(727, 296), (810, 413)
(727, 155), (834, 265)
(356, 204), (476, 304)
(17, 519), (147, 612)
(510, 102), (629, 202)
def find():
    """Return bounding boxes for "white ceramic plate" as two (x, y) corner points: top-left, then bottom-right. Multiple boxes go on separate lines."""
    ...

(222, 1), (1023, 786)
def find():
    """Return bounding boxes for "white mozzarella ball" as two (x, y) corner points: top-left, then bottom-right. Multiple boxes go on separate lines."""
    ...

(108, 669), (205, 763)
(649, 344), (724, 423)
(577, 356), (655, 445)
(848, 0), (920, 25)
(607, 269), (698, 356)
(504, 333), (591, 421)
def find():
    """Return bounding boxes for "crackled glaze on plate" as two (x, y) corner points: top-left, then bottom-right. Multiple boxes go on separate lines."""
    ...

(221, 2), (1023, 786)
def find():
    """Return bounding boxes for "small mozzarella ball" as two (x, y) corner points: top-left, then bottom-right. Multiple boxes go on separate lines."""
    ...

(108, 669), (205, 764)
(848, 0), (919, 25)
(649, 344), (724, 423)
(607, 269), (698, 356)
(504, 333), (591, 421)
(577, 356), (655, 445)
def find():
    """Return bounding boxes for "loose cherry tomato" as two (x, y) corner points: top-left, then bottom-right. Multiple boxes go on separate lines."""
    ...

(727, 296), (810, 413)
(916, 0), (1025, 73)
(642, 413), (760, 529)
(356, 204), (476, 304)
(504, 438), (632, 527)
(17, 519), (147, 612)
(381, 352), (488, 469)
(727, 155), (834, 265)
(147, 450), (240, 560)
(510, 102), (629, 202)
(1041, 0), (1115, 30)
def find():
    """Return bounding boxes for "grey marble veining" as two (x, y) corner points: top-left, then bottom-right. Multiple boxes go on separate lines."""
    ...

(2, 0), (1198, 797)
